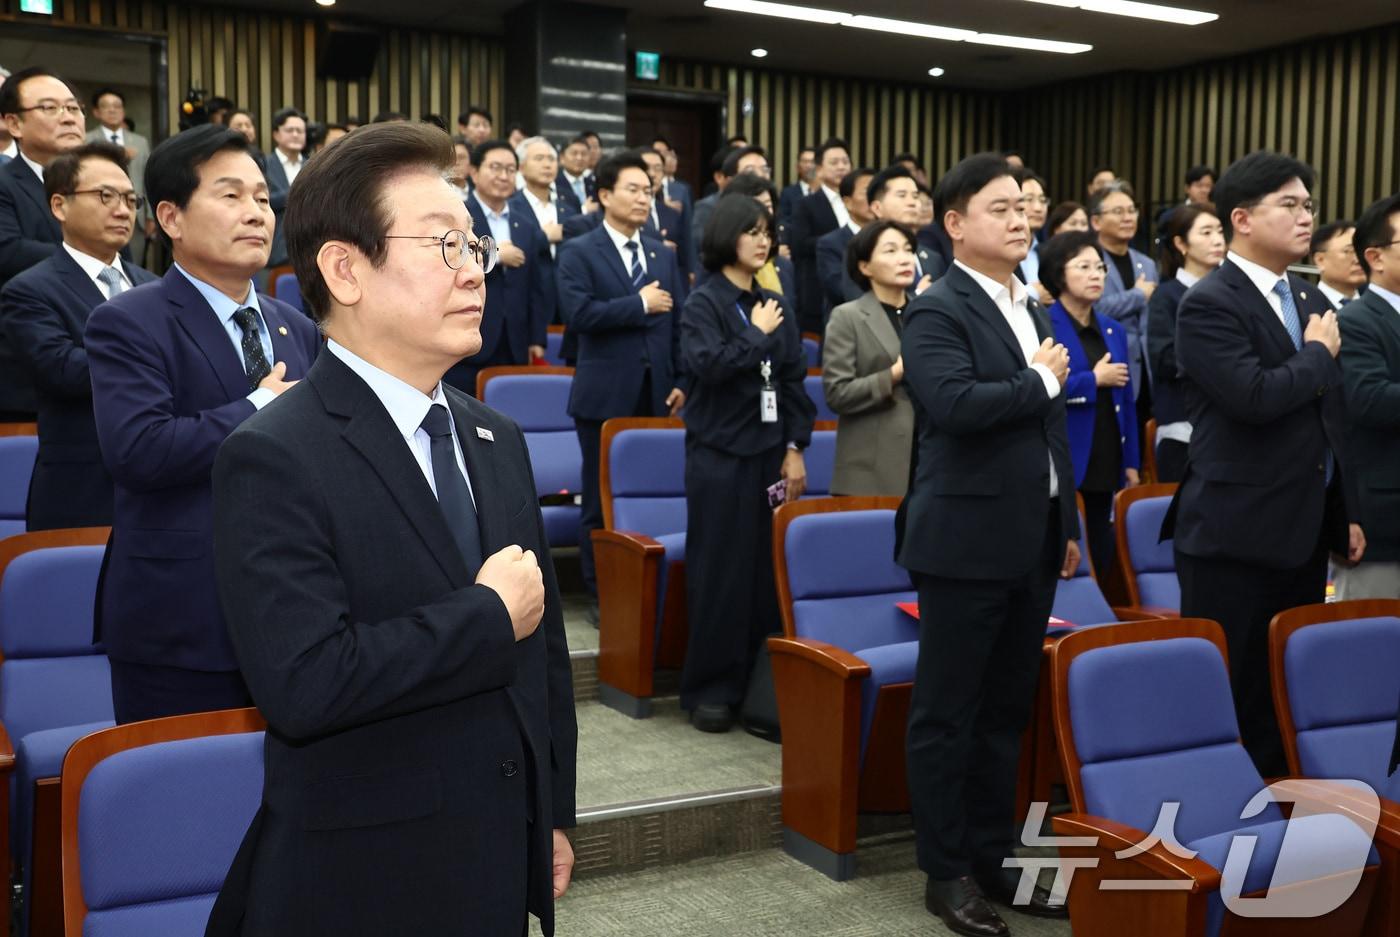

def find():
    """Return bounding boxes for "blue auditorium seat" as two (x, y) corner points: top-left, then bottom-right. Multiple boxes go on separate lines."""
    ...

(543, 327), (566, 366)
(804, 373), (837, 423)
(273, 272), (303, 313)
(0, 435), (38, 541)
(1050, 619), (1381, 937)
(802, 428), (836, 497)
(63, 711), (265, 937)
(801, 333), (821, 368)
(0, 536), (113, 934)
(769, 498), (914, 880)
(1051, 528), (1118, 628)
(478, 367), (581, 547)
(1115, 483), (1180, 613)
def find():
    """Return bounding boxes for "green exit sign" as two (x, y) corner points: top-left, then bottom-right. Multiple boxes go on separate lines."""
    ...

(19, 0), (54, 13)
(635, 51), (660, 81)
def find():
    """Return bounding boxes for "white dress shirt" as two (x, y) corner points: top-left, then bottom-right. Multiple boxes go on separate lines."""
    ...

(1227, 250), (1294, 331)
(62, 242), (129, 295)
(325, 339), (476, 506)
(823, 184), (850, 229)
(522, 187), (559, 258)
(20, 150), (45, 184)
(954, 259), (1061, 497)
(471, 192), (512, 246)
(275, 148), (304, 186)
(1, 140), (16, 161)
(172, 262), (277, 409)
(1317, 281), (1357, 309)
(603, 220), (649, 312)
(102, 126), (125, 147)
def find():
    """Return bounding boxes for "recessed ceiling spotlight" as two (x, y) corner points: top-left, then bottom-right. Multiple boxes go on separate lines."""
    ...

(751, 48), (769, 57)
(928, 67), (946, 77)
(315, 0), (335, 6)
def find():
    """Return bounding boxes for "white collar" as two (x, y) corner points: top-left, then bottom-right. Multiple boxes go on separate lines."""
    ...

(1, 140), (17, 160)
(1317, 281), (1356, 307)
(800, 181), (812, 196)
(472, 190), (508, 220)
(325, 338), (447, 442)
(20, 149), (45, 183)
(603, 219), (643, 250)
(102, 125), (124, 142)
(62, 241), (123, 282)
(954, 259), (1029, 307)
(276, 148), (302, 167)
(846, 220), (861, 235)
(563, 169), (586, 184)
(1175, 268), (1201, 288)
(1227, 250), (1290, 300)
(821, 184), (841, 202)
(523, 185), (554, 208)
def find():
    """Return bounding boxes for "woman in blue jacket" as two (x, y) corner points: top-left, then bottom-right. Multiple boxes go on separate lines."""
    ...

(1042, 230), (1141, 579)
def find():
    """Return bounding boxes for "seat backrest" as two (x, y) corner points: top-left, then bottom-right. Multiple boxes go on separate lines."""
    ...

(1284, 616), (1400, 793)
(1068, 635), (1279, 844)
(273, 273), (303, 312)
(543, 330), (566, 366)
(803, 429), (836, 497)
(607, 428), (687, 535)
(1051, 537), (1116, 626)
(76, 731), (264, 937)
(801, 336), (820, 368)
(804, 374), (837, 422)
(0, 435), (38, 521)
(785, 508), (916, 652)
(1122, 494), (1179, 609)
(483, 373), (582, 498)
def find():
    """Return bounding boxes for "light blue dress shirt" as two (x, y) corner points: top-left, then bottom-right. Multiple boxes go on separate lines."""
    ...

(471, 192), (513, 247)
(173, 262), (277, 408)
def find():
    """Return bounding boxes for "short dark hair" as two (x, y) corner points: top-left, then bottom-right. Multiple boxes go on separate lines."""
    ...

(1087, 180), (1137, 219)
(709, 144), (739, 176)
(1310, 220), (1355, 258)
(1185, 164), (1216, 186)
(721, 145), (767, 178)
(797, 145), (816, 158)
(286, 122), (454, 324)
(839, 167), (876, 200)
(1212, 151), (1315, 241)
(44, 141), (130, 202)
(701, 192), (771, 273)
(468, 138), (514, 169)
(1353, 195), (1400, 278)
(229, 108), (255, 124)
(652, 133), (672, 149)
(892, 152), (923, 171)
(1039, 230), (1102, 300)
(0, 67), (72, 116)
(1046, 201), (1087, 235)
(1158, 204), (1217, 279)
(90, 87), (124, 109)
(934, 152), (1015, 228)
(1089, 165), (1115, 180)
(420, 113), (448, 132)
(271, 107), (306, 132)
(815, 137), (850, 166)
(726, 134), (748, 146)
(145, 125), (253, 247)
(722, 172), (778, 205)
(594, 152), (650, 194)
(1003, 149), (1024, 161)
(343, 115), (363, 127)
(371, 111), (409, 123)
(845, 220), (916, 292)
(564, 136), (590, 152)
(1012, 166), (1047, 193)
(458, 106), (492, 126)
(866, 164), (916, 205)
(634, 146), (663, 166)
(579, 129), (600, 142)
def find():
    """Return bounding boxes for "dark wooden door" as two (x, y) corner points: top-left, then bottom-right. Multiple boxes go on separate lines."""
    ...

(626, 94), (722, 197)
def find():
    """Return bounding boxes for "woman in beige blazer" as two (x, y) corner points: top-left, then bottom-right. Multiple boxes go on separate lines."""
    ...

(822, 220), (919, 496)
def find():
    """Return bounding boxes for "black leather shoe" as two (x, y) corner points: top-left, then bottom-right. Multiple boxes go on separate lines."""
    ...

(690, 703), (734, 733)
(924, 876), (1009, 937)
(974, 866), (1069, 919)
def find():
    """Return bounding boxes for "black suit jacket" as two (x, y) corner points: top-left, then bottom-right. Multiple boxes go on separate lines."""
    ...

(262, 152), (292, 266)
(1146, 275), (1190, 426)
(896, 264), (1078, 580)
(0, 156), (64, 413)
(789, 190), (840, 327)
(206, 349), (577, 937)
(0, 248), (157, 528)
(1338, 289), (1400, 561)
(1161, 260), (1354, 567)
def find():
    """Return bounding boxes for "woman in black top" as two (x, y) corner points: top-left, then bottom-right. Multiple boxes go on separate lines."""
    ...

(679, 195), (816, 733)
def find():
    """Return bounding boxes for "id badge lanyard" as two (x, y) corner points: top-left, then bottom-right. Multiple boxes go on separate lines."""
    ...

(736, 301), (778, 423)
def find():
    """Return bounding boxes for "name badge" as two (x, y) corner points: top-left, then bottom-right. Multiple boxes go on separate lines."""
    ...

(760, 387), (778, 423)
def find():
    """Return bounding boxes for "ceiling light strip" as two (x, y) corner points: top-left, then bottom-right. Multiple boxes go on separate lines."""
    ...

(1022, 0), (1218, 26)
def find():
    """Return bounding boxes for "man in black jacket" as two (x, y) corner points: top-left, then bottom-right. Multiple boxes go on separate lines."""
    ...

(1162, 150), (1363, 778)
(206, 121), (576, 937)
(899, 153), (1077, 937)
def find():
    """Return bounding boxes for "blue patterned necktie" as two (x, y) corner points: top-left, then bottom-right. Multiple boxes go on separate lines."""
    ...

(232, 307), (272, 390)
(1272, 279), (1303, 350)
(626, 241), (646, 289)
(420, 404), (483, 574)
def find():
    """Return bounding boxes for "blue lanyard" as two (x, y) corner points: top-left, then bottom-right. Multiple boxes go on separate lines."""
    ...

(735, 302), (773, 376)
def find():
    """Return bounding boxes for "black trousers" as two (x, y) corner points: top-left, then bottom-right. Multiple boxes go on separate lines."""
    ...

(906, 501), (1061, 880)
(110, 659), (253, 725)
(575, 371), (655, 597)
(679, 440), (784, 710)
(1156, 439), (1189, 484)
(1176, 542), (1328, 778)
(1079, 488), (1116, 581)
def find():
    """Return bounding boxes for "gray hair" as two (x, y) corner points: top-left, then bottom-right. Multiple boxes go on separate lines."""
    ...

(515, 135), (556, 164)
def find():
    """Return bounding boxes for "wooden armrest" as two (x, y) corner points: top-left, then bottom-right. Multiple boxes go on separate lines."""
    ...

(1111, 605), (1178, 621)
(0, 719), (14, 773)
(591, 528), (665, 556)
(768, 636), (873, 679)
(1270, 778), (1400, 850)
(1052, 812), (1222, 889)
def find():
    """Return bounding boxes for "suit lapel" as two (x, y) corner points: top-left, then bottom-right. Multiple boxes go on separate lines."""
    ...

(163, 267), (258, 400)
(856, 292), (901, 362)
(445, 391), (514, 554)
(948, 265), (1028, 368)
(593, 226), (638, 296)
(10, 161), (61, 240)
(49, 245), (108, 311)
(1221, 261), (1297, 356)
(259, 301), (303, 371)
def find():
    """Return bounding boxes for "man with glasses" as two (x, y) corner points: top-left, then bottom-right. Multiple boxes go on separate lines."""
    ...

(203, 120), (576, 937)
(0, 67), (87, 419)
(86, 88), (153, 266)
(0, 142), (156, 529)
(1311, 219), (1367, 309)
(448, 138), (552, 395)
(85, 124), (320, 724)
(1162, 150), (1363, 778)
(556, 151), (688, 626)
(1090, 180), (1158, 431)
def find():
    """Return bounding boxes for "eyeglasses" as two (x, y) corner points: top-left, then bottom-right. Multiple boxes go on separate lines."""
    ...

(70, 188), (145, 211)
(481, 162), (517, 175)
(613, 183), (653, 198)
(1258, 197), (1316, 218)
(1095, 205), (1139, 218)
(1068, 261), (1108, 275)
(16, 101), (84, 118)
(383, 230), (497, 273)
(743, 227), (773, 242)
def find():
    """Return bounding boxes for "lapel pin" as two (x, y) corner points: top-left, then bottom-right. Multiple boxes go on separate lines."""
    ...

(1107, 327), (1113, 334)
(1300, 291), (1308, 300)
(476, 426), (495, 442)
(277, 325), (288, 335)
(650, 252), (657, 259)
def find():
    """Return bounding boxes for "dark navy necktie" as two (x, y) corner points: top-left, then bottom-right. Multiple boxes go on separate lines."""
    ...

(420, 404), (483, 574)
(232, 307), (272, 390)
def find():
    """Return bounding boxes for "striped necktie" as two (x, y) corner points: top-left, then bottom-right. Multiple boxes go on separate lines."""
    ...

(96, 265), (125, 300)
(626, 241), (645, 289)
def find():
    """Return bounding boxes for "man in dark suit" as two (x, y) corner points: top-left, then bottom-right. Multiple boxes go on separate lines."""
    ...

(639, 146), (692, 280)
(86, 125), (320, 725)
(1162, 151), (1363, 778)
(557, 135), (593, 217)
(1, 142), (156, 530)
(652, 135), (692, 219)
(448, 138), (552, 395)
(790, 137), (852, 333)
(0, 67), (87, 420)
(205, 120), (576, 937)
(556, 151), (688, 613)
(262, 107), (306, 269)
(1336, 194), (1400, 600)
(899, 153), (1077, 937)
(815, 167), (874, 318)
(513, 135), (575, 338)
(778, 145), (816, 230)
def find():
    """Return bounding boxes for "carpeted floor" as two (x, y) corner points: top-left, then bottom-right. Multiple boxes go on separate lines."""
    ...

(533, 837), (1074, 937)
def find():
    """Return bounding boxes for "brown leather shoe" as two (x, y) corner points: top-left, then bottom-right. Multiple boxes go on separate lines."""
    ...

(974, 867), (1069, 919)
(924, 876), (1010, 937)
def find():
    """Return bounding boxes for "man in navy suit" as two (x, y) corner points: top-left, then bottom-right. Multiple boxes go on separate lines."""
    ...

(556, 152), (689, 609)
(0, 67), (87, 419)
(262, 107), (307, 269)
(513, 136), (575, 333)
(557, 135), (593, 218)
(790, 138), (852, 334)
(1162, 151), (1364, 777)
(778, 145), (816, 230)
(816, 167), (875, 319)
(639, 146), (691, 280)
(86, 125), (320, 725)
(652, 135), (692, 218)
(447, 139), (552, 396)
(1, 142), (157, 530)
